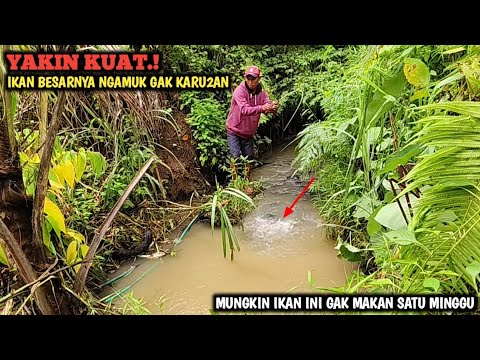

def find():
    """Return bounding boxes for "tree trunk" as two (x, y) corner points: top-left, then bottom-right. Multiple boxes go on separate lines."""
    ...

(32, 92), (67, 262)
(1, 46), (72, 314)
(0, 107), (58, 314)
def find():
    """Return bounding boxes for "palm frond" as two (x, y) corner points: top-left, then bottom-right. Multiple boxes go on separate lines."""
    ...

(404, 185), (480, 293)
(398, 102), (480, 293)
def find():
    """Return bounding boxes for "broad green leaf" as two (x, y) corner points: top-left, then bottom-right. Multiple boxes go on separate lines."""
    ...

(384, 192), (394, 203)
(367, 206), (382, 236)
(384, 94), (396, 103)
(404, 58), (430, 87)
(423, 278), (440, 292)
(374, 202), (409, 230)
(354, 193), (381, 220)
(66, 240), (78, 266)
(44, 197), (66, 235)
(339, 243), (363, 263)
(377, 138), (391, 152)
(75, 148), (87, 181)
(436, 210), (458, 223)
(42, 221), (56, 256)
(88, 151), (107, 178)
(53, 136), (63, 155)
(382, 178), (401, 192)
(0, 243), (8, 266)
(384, 229), (416, 246)
(365, 70), (407, 127)
(410, 88), (430, 101)
(465, 260), (480, 291)
(23, 165), (37, 196)
(366, 127), (381, 147)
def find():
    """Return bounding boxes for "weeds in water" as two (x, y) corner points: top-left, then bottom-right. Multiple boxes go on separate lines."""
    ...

(155, 294), (169, 313)
(193, 156), (262, 260)
(225, 178), (261, 221)
(119, 292), (151, 315)
(206, 184), (255, 260)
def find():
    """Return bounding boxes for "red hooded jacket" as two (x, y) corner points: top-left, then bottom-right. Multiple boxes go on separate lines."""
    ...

(226, 82), (272, 138)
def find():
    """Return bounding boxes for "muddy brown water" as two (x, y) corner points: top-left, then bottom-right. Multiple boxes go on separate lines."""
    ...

(104, 144), (355, 314)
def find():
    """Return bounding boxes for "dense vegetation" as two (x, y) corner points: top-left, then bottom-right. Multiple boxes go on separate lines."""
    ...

(284, 45), (480, 298)
(1, 45), (479, 314)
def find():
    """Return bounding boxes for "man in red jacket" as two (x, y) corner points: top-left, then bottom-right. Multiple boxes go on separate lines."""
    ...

(226, 65), (279, 180)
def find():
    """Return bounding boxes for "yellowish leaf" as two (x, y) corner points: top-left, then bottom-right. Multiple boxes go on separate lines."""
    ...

(44, 197), (66, 234)
(81, 244), (89, 259)
(31, 153), (41, 164)
(54, 163), (65, 185)
(404, 58), (430, 87)
(50, 168), (65, 189)
(49, 180), (64, 192)
(19, 152), (29, 166)
(74, 264), (81, 273)
(58, 159), (75, 188)
(66, 240), (78, 266)
(0, 243), (9, 267)
(66, 229), (86, 244)
(49, 184), (64, 195)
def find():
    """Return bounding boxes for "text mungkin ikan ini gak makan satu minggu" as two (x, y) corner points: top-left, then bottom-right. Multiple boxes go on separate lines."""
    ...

(213, 294), (478, 312)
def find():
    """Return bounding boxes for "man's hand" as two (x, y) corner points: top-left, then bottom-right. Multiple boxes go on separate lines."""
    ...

(271, 101), (279, 113)
(262, 103), (274, 113)
(263, 101), (279, 114)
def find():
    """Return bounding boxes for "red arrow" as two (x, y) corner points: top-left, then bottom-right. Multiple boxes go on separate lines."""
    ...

(283, 177), (316, 218)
